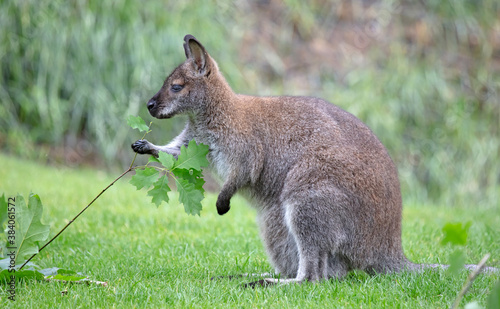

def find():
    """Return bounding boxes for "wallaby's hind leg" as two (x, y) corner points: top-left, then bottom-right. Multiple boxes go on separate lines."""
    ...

(264, 248), (335, 285)
(262, 198), (351, 285)
(327, 252), (352, 279)
(256, 205), (300, 279)
(238, 205), (299, 288)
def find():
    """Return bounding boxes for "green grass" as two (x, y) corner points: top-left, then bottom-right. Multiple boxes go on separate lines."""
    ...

(0, 153), (499, 308)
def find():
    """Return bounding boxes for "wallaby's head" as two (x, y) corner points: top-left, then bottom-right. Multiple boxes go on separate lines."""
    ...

(147, 35), (223, 119)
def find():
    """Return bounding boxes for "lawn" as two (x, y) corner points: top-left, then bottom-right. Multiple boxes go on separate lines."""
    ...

(0, 153), (498, 308)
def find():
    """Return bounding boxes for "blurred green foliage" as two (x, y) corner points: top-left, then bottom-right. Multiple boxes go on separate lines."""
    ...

(0, 0), (239, 163)
(0, 0), (498, 208)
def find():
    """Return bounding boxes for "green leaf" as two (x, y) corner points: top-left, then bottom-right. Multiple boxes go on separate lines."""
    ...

(130, 167), (159, 190)
(0, 266), (88, 284)
(0, 265), (97, 285)
(8, 194), (50, 264)
(38, 267), (69, 276)
(157, 152), (175, 170)
(43, 268), (88, 282)
(175, 178), (204, 216)
(48, 273), (88, 281)
(127, 115), (149, 132)
(441, 222), (471, 246)
(173, 140), (210, 171)
(131, 139), (209, 215)
(148, 155), (160, 164)
(0, 268), (44, 283)
(172, 168), (205, 192)
(147, 175), (171, 207)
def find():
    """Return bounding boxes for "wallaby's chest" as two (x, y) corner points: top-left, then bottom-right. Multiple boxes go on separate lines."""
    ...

(208, 146), (231, 181)
(189, 124), (234, 182)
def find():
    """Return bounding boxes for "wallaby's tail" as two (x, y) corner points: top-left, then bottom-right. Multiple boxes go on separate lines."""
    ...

(404, 258), (498, 273)
(463, 264), (499, 273)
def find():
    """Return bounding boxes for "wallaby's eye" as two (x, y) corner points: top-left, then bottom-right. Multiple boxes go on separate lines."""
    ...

(171, 84), (184, 93)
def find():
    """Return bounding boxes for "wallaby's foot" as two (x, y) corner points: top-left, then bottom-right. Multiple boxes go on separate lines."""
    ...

(262, 278), (306, 285)
(242, 279), (277, 288)
(216, 196), (231, 215)
(242, 277), (304, 288)
(131, 139), (157, 156)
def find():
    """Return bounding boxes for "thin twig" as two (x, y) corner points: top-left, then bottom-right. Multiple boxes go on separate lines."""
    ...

(19, 167), (134, 270)
(19, 122), (153, 270)
(450, 253), (490, 309)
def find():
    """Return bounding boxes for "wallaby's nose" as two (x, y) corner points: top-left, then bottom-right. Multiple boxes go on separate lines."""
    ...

(147, 99), (156, 111)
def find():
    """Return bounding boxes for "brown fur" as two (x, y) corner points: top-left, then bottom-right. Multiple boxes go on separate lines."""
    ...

(132, 35), (496, 284)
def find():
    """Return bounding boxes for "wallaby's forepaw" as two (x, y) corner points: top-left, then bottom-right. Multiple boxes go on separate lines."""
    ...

(216, 197), (230, 215)
(131, 139), (153, 155)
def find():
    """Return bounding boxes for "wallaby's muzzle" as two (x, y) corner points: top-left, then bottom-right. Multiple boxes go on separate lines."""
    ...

(147, 90), (161, 117)
(147, 99), (156, 112)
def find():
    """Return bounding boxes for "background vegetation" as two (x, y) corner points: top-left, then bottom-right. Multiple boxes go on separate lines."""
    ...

(1, 1), (499, 205)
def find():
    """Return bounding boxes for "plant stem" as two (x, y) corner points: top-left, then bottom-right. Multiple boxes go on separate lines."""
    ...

(19, 166), (135, 270)
(450, 253), (490, 309)
(19, 123), (152, 270)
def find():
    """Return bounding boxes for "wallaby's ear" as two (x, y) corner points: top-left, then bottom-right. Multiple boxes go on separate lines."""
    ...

(183, 34), (208, 75)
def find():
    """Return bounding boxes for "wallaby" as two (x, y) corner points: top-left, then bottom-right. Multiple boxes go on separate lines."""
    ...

(132, 34), (497, 285)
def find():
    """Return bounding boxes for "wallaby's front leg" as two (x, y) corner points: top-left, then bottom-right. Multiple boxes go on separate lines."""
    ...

(216, 173), (243, 215)
(131, 124), (191, 158)
(216, 182), (236, 215)
(131, 139), (181, 158)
